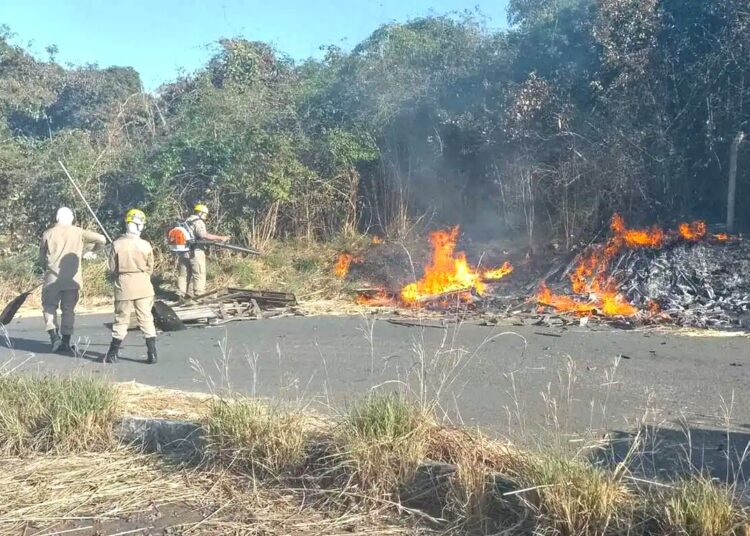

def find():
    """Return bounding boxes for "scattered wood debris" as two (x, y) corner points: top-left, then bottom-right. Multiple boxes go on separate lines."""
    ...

(128, 288), (298, 330)
(178, 288), (297, 326)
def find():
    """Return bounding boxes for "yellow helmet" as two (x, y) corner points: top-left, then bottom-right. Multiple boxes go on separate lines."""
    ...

(125, 208), (146, 225)
(194, 203), (209, 215)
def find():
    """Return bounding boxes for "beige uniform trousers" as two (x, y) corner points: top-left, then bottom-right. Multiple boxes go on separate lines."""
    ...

(112, 296), (156, 340)
(42, 287), (79, 335)
(177, 249), (206, 298)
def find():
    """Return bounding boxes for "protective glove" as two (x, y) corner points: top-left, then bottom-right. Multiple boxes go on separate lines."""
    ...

(83, 251), (98, 261)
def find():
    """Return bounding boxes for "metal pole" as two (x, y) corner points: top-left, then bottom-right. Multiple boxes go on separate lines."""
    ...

(195, 240), (261, 255)
(58, 160), (113, 243)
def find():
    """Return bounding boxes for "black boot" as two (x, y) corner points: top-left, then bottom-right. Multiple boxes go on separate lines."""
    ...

(48, 329), (61, 352)
(59, 334), (72, 353)
(146, 337), (157, 364)
(103, 338), (121, 364)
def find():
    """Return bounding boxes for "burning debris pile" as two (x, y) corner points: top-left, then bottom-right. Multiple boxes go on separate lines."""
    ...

(345, 227), (513, 307)
(536, 214), (745, 328)
(399, 227), (513, 305)
(338, 214), (747, 330)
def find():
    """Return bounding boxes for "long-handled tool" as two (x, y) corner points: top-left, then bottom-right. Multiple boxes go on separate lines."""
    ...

(194, 240), (261, 256)
(58, 161), (113, 243)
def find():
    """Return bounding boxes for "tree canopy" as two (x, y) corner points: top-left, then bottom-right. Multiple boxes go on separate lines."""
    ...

(1, 3), (748, 249)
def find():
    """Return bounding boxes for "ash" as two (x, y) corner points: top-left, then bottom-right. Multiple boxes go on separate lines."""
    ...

(616, 239), (750, 328)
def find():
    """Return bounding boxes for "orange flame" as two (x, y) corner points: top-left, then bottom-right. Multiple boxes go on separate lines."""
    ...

(538, 214), (663, 317)
(610, 214), (664, 248)
(713, 233), (729, 241)
(678, 221), (707, 241)
(537, 283), (598, 315)
(372, 236), (384, 244)
(537, 214), (731, 318)
(334, 253), (362, 278)
(400, 227), (513, 305)
(482, 261), (514, 280)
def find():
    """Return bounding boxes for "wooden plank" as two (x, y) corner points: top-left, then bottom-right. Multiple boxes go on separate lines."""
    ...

(191, 288), (225, 301)
(226, 288), (297, 304)
(175, 306), (217, 321)
(193, 287), (297, 308)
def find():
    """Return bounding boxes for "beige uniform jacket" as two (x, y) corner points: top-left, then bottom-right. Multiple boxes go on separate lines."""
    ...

(108, 233), (155, 301)
(40, 224), (107, 290)
(185, 215), (208, 252)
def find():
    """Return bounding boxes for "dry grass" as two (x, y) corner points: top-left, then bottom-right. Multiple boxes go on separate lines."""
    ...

(0, 451), (417, 536)
(0, 451), (208, 534)
(0, 249), (39, 306)
(659, 476), (748, 536)
(334, 393), (432, 500)
(1, 375), (749, 535)
(0, 374), (118, 455)
(207, 235), (366, 299)
(520, 453), (633, 536)
(204, 397), (317, 477)
(425, 426), (524, 531)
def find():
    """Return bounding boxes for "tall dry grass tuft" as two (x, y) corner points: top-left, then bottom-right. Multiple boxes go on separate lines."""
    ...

(521, 454), (633, 535)
(425, 426), (527, 532)
(204, 397), (312, 478)
(335, 393), (431, 500)
(0, 375), (118, 455)
(245, 200), (280, 253)
(659, 476), (748, 536)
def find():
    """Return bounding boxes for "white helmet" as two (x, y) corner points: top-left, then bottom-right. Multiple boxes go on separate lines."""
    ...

(56, 207), (74, 225)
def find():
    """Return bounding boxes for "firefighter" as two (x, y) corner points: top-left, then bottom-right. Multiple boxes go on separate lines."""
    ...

(39, 207), (107, 353)
(177, 203), (230, 300)
(104, 209), (157, 364)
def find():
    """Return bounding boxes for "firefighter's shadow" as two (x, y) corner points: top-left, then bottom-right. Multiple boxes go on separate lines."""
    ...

(2, 337), (151, 364)
(1, 337), (104, 361)
(595, 424), (750, 484)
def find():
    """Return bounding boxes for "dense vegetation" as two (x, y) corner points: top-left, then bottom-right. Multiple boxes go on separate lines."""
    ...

(1, 0), (749, 252)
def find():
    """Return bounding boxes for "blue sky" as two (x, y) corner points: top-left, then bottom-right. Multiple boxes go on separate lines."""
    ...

(0, 0), (510, 91)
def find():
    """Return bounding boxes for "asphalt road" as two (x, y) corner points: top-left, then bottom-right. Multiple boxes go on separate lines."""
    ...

(3, 312), (750, 477)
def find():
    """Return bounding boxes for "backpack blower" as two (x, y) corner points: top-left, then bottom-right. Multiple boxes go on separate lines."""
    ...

(167, 222), (261, 256)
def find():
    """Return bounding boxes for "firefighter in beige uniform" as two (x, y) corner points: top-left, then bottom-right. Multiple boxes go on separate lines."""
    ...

(104, 209), (157, 364)
(39, 207), (107, 352)
(177, 203), (230, 299)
